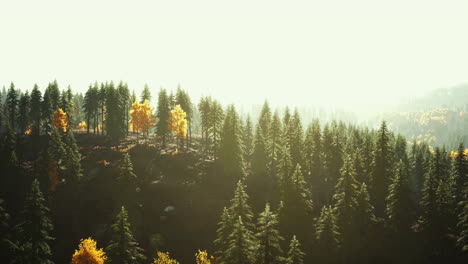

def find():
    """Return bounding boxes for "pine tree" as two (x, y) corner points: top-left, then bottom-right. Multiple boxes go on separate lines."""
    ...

(258, 101), (271, 134)
(220, 105), (245, 181)
(386, 160), (413, 234)
(117, 153), (139, 210)
(18, 91), (31, 134)
(266, 110), (282, 180)
(106, 206), (145, 264)
(141, 84), (152, 103)
(229, 180), (255, 230)
(242, 115), (253, 165)
(303, 119), (321, 184)
(321, 124), (343, 202)
(249, 125), (269, 204)
(288, 109), (303, 169)
(409, 141), (431, 200)
(315, 205), (340, 264)
(452, 143), (467, 207)
(371, 121), (394, 216)
(15, 179), (54, 264)
(278, 162), (312, 246)
(62, 130), (83, 187)
(332, 154), (360, 260)
(156, 88), (170, 147)
(225, 216), (255, 264)
(214, 207), (234, 259)
(30, 84), (43, 136)
(283, 236), (304, 264)
(106, 82), (126, 143)
(209, 100), (224, 160)
(6, 82), (19, 131)
(255, 203), (283, 264)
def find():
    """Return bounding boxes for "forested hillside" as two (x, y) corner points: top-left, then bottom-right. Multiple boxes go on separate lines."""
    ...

(0, 81), (467, 264)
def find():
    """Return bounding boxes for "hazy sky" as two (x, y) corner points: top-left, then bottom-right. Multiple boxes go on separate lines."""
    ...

(1, 0), (468, 110)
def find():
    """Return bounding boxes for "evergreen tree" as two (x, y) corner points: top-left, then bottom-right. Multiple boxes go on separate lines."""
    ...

(225, 216), (255, 264)
(242, 115), (253, 165)
(30, 84), (43, 136)
(287, 109), (303, 169)
(457, 183), (468, 252)
(83, 84), (97, 134)
(258, 101), (271, 135)
(6, 82), (19, 131)
(220, 105), (245, 181)
(62, 130), (83, 187)
(214, 207), (234, 259)
(452, 143), (468, 207)
(315, 205), (340, 264)
(18, 91), (31, 134)
(266, 110), (282, 180)
(303, 119), (321, 185)
(409, 141), (431, 200)
(117, 153), (139, 210)
(156, 88), (170, 147)
(140, 84), (151, 103)
(332, 154), (360, 260)
(105, 82), (126, 143)
(209, 100), (224, 160)
(255, 203), (283, 264)
(249, 125), (269, 204)
(106, 206), (145, 264)
(386, 160), (413, 234)
(371, 121), (394, 216)
(15, 179), (54, 264)
(321, 123), (343, 202)
(229, 180), (255, 231)
(283, 236), (304, 264)
(117, 82), (131, 136)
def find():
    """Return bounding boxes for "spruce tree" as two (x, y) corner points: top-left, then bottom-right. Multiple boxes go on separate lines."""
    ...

(156, 88), (170, 147)
(117, 153), (139, 210)
(371, 121), (394, 216)
(140, 84), (151, 103)
(303, 119), (321, 185)
(242, 114), (253, 165)
(106, 206), (145, 264)
(452, 143), (467, 207)
(106, 82), (126, 142)
(386, 160), (413, 234)
(15, 179), (54, 264)
(6, 82), (19, 131)
(208, 100), (224, 160)
(255, 203), (283, 264)
(220, 105), (245, 181)
(62, 130), (83, 187)
(315, 205), (340, 264)
(229, 180), (255, 231)
(249, 125), (269, 205)
(18, 91), (31, 134)
(225, 216), (255, 264)
(332, 154), (360, 260)
(258, 101), (271, 134)
(287, 109), (303, 170)
(283, 236), (304, 264)
(214, 207), (234, 259)
(266, 110), (282, 180)
(30, 84), (43, 136)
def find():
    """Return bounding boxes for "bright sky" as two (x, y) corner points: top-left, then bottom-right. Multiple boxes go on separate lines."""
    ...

(1, 0), (468, 111)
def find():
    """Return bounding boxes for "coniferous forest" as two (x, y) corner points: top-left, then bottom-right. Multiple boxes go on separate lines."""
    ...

(0, 81), (466, 264)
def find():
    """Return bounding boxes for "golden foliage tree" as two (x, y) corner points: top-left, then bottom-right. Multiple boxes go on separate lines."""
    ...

(71, 238), (107, 264)
(52, 108), (69, 133)
(195, 250), (215, 264)
(130, 99), (156, 142)
(76, 121), (87, 130)
(168, 104), (187, 152)
(152, 252), (179, 264)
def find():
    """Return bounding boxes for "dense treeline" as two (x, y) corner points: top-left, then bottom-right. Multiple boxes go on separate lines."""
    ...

(0, 81), (467, 263)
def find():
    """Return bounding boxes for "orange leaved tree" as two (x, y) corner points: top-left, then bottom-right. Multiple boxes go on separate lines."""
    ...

(52, 108), (69, 133)
(168, 104), (187, 153)
(71, 238), (107, 264)
(130, 99), (156, 144)
(76, 121), (87, 131)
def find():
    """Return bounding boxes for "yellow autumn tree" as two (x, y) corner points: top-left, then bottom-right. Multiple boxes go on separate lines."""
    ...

(71, 238), (107, 264)
(152, 252), (179, 264)
(168, 104), (187, 152)
(52, 108), (69, 133)
(195, 250), (214, 264)
(76, 121), (87, 131)
(130, 99), (156, 143)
